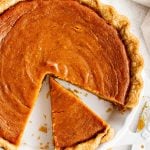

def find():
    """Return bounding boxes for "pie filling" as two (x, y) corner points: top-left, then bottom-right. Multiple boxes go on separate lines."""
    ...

(0, 0), (129, 146)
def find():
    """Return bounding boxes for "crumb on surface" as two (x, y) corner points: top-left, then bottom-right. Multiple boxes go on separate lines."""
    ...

(141, 144), (144, 149)
(106, 108), (113, 113)
(137, 117), (145, 132)
(73, 89), (79, 93)
(39, 126), (48, 133)
(44, 123), (47, 126)
(23, 142), (27, 145)
(46, 91), (50, 98)
(84, 93), (88, 97)
(40, 142), (49, 149)
(43, 114), (47, 119)
(67, 88), (73, 93)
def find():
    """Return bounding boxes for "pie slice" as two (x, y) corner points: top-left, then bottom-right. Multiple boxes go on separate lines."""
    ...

(50, 78), (113, 150)
(0, 0), (143, 149)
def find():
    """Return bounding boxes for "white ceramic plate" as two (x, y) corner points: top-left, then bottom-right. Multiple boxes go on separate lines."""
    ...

(132, 0), (150, 7)
(4, 76), (139, 150)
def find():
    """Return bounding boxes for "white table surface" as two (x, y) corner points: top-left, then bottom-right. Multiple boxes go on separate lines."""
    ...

(101, 0), (150, 150)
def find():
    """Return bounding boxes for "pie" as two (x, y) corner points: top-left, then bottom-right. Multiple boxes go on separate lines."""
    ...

(0, 0), (143, 149)
(50, 78), (113, 150)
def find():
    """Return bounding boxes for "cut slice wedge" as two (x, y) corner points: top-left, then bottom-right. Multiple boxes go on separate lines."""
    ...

(49, 78), (113, 150)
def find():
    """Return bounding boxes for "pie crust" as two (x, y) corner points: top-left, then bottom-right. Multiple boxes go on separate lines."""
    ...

(0, 0), (143, 149)
(0, 138), (18, 150)
(0, 0), (23, 14)
(55, 128), (113, 150)
(0, 128), (113, 150)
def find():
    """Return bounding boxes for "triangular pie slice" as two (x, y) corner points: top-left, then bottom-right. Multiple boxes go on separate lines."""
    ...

(50, 78), (113, 150)
(0, 0), (143, 149)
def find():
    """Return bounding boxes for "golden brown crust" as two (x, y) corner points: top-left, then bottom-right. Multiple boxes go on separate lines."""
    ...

(55, 127), (114, 150)
(0, 0), (23, 14)
(80, 0), (144, 109)
(0, 138), (18, 150)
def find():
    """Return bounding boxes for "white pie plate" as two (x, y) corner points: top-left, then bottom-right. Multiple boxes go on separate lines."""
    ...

(132, 0), (150, 7)
(1, 72), (145, 150)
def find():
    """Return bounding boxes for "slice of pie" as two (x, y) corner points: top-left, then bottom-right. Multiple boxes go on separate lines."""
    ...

(0, 0), (143, 149)
(50, 78), (113, 150)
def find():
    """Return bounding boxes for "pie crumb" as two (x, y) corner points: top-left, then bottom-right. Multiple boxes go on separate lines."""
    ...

(67, 88), (73, 93)
(84, 93), (88, 97)
(137, 117), (145, 132)
(106, 108), (113, 113)
(46, 91), (50, 98)
(39, 126), (48, 133)
(23, 142), (27, 145)
(40, 142), (49, 149)
(43, 114), (47, 119)
(73, 89), (79, 93)
(40, 142), (49, 150)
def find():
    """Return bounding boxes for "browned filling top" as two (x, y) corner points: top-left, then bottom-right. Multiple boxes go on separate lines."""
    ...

(0, 0), (129, 145)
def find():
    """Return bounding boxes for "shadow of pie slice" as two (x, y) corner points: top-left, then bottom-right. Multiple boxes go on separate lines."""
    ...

(50, 78), (113, 150)
(0, 0), (143, 149)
